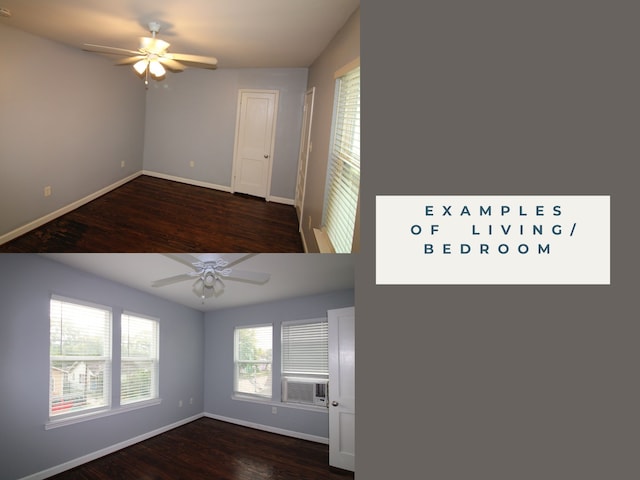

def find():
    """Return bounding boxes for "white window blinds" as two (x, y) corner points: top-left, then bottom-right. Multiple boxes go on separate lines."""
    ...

(121, 313), (159, 405)
(323, 64), (361, 253)
(282, 320), (328, 377)
(234, 325), (273, 398)
(49, 296), (112, 417)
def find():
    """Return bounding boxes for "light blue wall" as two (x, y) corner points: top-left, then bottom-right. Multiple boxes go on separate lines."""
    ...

(0, 24), (146, 238)
(0, 255), (204, 480)
(204, 289), (354, 439)
(0, 255), (352, 478)
(142, 68), (308, 199)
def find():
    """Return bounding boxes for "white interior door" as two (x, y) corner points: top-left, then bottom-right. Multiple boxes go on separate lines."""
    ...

(295, 87), (315, 228)
(232, 90), (279, 198)
(328, 306), (355, 472)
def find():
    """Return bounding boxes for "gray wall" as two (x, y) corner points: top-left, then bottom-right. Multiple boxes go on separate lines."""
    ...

(301, 7), (360, 252)
(0, 255), (204, 480)
(204, 289), (354, 439)
(142, 68), (308, 200)
(0, 24), (146, 238)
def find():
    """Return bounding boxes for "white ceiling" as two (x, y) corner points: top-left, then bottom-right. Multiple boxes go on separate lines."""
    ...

(0, 0), (359, 68)
(40, 253), (355, 312)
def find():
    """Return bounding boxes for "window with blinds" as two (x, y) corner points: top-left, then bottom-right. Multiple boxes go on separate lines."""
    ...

(323, 62), (360, 253)
(234, 325), (273, 398)
(282, 320), (328, 378)
(49, 296), (112, 417)
(121, 313), (159, 405)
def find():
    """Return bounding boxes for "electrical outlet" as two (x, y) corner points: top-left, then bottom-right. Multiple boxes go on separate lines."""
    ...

(272, 407), (277, 414)
(121, 161), (125, 168)
(44, 186), (52, 197)
(178, 400), (183, 407)
(190, 397), (193, 405)
(189, 161), (195, 167)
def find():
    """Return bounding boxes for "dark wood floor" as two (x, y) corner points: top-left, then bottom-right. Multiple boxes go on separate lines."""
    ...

(0, 176), (304, 252)
(47, 417), (353, 480)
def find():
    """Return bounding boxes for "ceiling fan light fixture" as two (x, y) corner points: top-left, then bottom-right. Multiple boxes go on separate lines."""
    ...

(214, 277), (225, 295)
(133, 59), (148, 75)
(203, 271), (216, 287)
(193, 278), (215, 300)
(149, 59), (165, 77)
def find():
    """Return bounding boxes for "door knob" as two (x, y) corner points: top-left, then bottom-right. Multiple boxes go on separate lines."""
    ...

(264, 154), (269, 158)
(331, 401), (339, 406)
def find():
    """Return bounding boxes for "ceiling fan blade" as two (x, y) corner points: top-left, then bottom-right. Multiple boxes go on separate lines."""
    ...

(224, 269), (271, 284)
(163, 253), (202, 269)
(167, 53), (218, 69)
(219, 253), (257, 268)
(82, 43), (140, 56)
(158, 57), (186, 72)
(114, 55), (146, 66)
(152, 273), (197, 287)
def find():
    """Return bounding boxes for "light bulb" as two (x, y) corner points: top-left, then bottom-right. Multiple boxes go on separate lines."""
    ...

(133, 59), (148, 75)
(149, 60), (166, 78)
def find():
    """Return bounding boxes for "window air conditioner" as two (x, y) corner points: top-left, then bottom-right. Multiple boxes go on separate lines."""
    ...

(282, 377), (328, 407)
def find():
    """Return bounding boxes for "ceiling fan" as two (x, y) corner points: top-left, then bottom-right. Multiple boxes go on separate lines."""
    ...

(152, 254), (271, 302)
(82, 21), (218, 88)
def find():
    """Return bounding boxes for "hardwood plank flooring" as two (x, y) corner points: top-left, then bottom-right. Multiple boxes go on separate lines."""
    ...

(47, 417), (354, 480)
(0, 176), (304, 252)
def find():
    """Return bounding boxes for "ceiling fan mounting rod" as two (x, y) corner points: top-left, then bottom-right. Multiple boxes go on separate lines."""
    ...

(148, 21), (161, 37)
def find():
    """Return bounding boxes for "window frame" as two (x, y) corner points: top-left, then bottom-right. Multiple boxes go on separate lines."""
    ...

(319, 58), (361, 253)
(49, 295), (113, 421)
(281, 318), (329, 381)
(233, 323), (273, 400)
(120, 311), (160, 406)
(47, 296), (162, 430)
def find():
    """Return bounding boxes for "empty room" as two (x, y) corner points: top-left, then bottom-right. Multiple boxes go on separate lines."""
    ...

(0, 1), (360, 253)
(0, 253), (355, 479)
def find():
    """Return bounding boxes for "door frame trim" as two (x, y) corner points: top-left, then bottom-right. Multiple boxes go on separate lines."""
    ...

(231, 89), (280, 200)
(295, 87), (315, 230)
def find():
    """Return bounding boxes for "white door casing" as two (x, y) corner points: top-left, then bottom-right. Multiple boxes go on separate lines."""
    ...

(328, 306), (355, 472)
(232, 90), (279, 199)
(295, 87), (315, 228)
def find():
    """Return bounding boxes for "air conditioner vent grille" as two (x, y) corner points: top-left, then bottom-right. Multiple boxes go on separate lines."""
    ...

(282, 377), (328, 406)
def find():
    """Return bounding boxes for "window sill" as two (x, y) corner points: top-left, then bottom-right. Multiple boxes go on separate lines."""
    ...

(232, 394), (328, 413)
(45, 398), (162, 430)
(313, 228), (336, 254)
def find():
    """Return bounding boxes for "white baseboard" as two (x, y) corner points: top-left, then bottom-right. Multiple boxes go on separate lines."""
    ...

(143, 170), (295, 206)
(18, 412), (326, 479)
(267, 195), (294, 205)
(0, 170), (296, 246)
(18, 414), (204, 480)
(203, 412), (329, 444)
(0, 172), (142, 245)
(142, 170), (232, 193)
